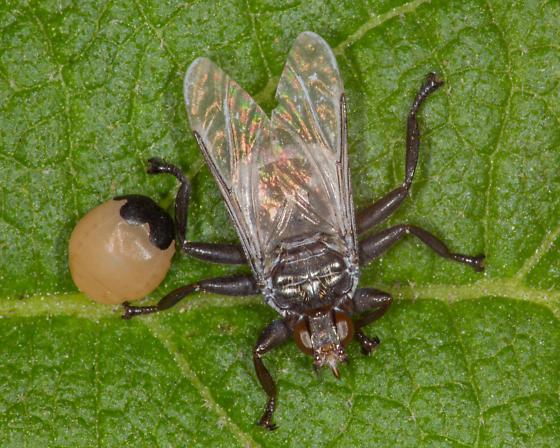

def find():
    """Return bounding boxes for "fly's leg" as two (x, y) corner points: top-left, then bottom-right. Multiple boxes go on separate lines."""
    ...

(122, 275), (257, 319)
(352, 288), (393, 355)
(356, 73), (444, 234)
(355, 332), (380, 355)
(253, 320), (291, 431)
(359, 224), (485, 270)
(147, 158), (246, 264)
(179, 241), (246, 264)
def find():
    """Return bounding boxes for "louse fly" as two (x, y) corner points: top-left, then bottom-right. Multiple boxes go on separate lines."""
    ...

(122, 32), (485, 430)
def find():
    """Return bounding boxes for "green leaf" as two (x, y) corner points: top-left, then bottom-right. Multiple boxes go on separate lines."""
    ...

(1, 0), (559, 446)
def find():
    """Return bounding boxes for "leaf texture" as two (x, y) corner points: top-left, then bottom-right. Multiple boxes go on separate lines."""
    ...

(0, 0), (559, 446)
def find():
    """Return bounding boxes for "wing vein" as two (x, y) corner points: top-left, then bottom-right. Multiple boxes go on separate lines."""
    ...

(293, 68), (332, 151)
(223, 83), (235, 183)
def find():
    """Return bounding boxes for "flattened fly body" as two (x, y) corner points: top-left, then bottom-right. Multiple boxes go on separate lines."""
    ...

(123, 32), (484, 429)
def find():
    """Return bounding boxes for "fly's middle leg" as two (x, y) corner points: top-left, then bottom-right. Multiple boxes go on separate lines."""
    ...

(122, 274), (258, 319)
(356, 73), (443, 234)
(147, 157), (246, 265)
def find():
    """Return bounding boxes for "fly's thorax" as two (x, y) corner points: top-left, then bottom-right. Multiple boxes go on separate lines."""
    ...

(265, 233), (356, 312)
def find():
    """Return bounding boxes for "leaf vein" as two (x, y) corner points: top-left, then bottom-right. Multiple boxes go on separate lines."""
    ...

(481, 0), (514, 261)
(514, 221), (560, 280)
(448, 304), (483, 447)
(141, 318), (262, 448)
(244, 0), (272, 78)
(333, 0), (433, 57)
(133, 0), (180, 69)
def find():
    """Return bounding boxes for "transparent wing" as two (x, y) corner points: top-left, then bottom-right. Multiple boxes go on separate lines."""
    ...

(184, 33), (357, 284)
(184, 58), (270, 279)
(261, 32), (357, 260)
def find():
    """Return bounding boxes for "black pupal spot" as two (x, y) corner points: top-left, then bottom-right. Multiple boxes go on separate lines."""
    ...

(115, 195), (175, 250)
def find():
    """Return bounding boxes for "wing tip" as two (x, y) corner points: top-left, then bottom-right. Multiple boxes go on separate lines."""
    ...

(298, 30), (322, 40)
(295, 31), (330, 49)
(184, 57), (216, 104)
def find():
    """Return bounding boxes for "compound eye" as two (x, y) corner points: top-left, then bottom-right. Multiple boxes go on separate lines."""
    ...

(68, 196), (175, 305)
(293, 319), (313, 355)
(334, 311), (354, 347)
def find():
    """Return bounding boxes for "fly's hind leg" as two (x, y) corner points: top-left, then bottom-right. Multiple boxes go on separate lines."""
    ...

(356, 73), (444, 234)
(147, 158), (246, 264)
(352, 288), (393, 355)
(122, 275), (258, 319)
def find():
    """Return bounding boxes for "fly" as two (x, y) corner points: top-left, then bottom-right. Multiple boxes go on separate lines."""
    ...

(122, 32), (485, 430)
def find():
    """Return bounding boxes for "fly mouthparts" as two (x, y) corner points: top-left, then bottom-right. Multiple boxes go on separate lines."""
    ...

(331, 365), (341, 379)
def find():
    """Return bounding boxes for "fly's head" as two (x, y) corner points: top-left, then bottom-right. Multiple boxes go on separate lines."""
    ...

(293, 307), (353, 378)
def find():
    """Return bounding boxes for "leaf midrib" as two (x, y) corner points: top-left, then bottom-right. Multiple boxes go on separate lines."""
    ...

(4, 217), (560, 319)
(3, 276), (559, 320)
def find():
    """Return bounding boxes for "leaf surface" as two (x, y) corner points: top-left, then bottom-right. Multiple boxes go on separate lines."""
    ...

(1, 0), (559, 446)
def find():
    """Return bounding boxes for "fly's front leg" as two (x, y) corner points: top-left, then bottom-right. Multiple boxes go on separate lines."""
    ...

(352, 288), (393, 355)
(357, 73), (444, 234)
(122, 275), (258, 319)
(359, 224), (485, 270)
(253, 320), (291, 430)
(147, 158), (246, 264)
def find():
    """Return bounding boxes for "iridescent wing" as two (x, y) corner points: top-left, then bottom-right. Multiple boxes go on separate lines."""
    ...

(184, 32), (357, 285)
(263, 32), (357, 261)
(184, 57), (270, 280)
